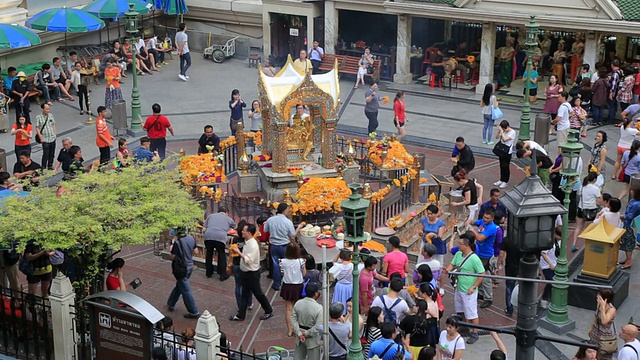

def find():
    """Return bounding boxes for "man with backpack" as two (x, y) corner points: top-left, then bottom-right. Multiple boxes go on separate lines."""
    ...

(166, 228), (200, 319)
(367, 322), (412, 360)
(442, 232), (485, 344)
(371, 277), (411, 325)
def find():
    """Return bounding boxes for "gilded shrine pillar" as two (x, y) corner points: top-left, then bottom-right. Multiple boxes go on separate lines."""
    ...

(411, 154), (421, 205)
(274, 123), (289, 172)
(236, 122), (246, 165)
(323, 119), (338, 169)
(262, 107), (273, 156)
(363, 183), (373, 234)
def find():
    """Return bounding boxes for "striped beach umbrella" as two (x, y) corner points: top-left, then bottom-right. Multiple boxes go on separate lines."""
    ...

(0, 24), (41, 49)
(83, 0), (151, 19)
(163, 0), (188, 15)
(26, 7), (105, 33)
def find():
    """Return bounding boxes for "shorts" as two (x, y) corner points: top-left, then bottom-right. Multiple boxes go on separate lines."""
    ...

(618, 146), (630, 156)
(523, 88), (538, 97)
(27, 271), (52, 284)
(454, 289), (478, 320)
(55, 77), (67, 85)
(577, 207), (597, 219)
(467, 203), (479, 222)
(394, 120), (405, 128)
(556, 128), (569, 144)
(624, 174), (631, 184)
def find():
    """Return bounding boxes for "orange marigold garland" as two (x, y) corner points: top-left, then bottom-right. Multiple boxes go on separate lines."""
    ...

(367, 140), (414, 168)
(180, 154), (227, 186)
(245, 131), (263, 146)
(220, 136), (236, 150)
(295, 178), (351, 215)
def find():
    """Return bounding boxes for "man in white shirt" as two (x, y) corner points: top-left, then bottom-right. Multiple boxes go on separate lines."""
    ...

(308, 40), (324, 74)
(230, 223), (274, 321)
(552, 91), (571, 153)
(618, 324), (640, 360)
(146, 35), (169, 65)
(175, 23), (191, 81)
(371, 278), (411, 324)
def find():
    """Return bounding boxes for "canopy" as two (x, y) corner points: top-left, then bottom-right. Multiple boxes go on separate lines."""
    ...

(0, 24), (41, 49)
(26, 7), (106, 33)
(162, 0), (188, 15)
(83, 0), (151, 19)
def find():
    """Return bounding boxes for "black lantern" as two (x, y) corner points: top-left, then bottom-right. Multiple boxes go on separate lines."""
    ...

(341, 183), (369, 243)
(500, 153), (567, 252)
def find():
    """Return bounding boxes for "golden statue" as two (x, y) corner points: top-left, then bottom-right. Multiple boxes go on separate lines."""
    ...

(286, 113), (314, 161)
(444, 58), (458, 78)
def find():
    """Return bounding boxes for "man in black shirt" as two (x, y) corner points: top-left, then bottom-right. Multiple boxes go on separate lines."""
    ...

(197, 125), (220, 154)
(55, 137), (73, 173)
(10, 71), (31, 123)
(498, 236), (522, 317)
(516, 148), (553, 185)
(453, 41), (471, 84)
(451, 136), (475, 176)
(13, 151), (41, 190)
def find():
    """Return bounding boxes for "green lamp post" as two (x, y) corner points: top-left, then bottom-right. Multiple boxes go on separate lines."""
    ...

(125, 3), (142, 133)
(341, 183), (370, 360)
(545, 129), (582, 331)
(518, 16), (539, 141)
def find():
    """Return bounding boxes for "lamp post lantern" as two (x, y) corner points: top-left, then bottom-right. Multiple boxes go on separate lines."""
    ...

(341, 183), (369, 360)
(500, 153), (566, 360)
(125, 4), (142, 133)
(519, 16), (540, 141)
(545, 129), (582, 331)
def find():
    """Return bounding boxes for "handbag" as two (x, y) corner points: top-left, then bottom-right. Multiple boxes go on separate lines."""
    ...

(35, 115), (50, 144)
(18, 254), (34, 276)
(580, 186), (598, 221)
(491, 105), (504, 120)
(597, 317), (618, 354)
(492, 141), (511, 158)
(171, 238), (188, 280)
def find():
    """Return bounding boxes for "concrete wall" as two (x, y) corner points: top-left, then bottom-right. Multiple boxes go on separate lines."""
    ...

(261, 0), (322, 59)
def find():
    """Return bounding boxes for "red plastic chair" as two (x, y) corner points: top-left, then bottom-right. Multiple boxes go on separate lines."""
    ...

(421, 47), (440, 76)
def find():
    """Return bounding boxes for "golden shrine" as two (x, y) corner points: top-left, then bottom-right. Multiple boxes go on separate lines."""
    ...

(257, 55), (341, 173)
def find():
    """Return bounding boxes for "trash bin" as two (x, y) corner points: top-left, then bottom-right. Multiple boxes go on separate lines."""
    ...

(111, 99), (128, 135)
(534, 113), (551, 146)
(0, 147), (6, 172)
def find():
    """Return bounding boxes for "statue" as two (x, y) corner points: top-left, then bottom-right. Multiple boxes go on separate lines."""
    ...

(444, 58), (458, 78)
(287, 106), (314, 161)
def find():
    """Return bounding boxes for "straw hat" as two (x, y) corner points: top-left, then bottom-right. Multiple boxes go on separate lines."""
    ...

(16, 71), (26, 77)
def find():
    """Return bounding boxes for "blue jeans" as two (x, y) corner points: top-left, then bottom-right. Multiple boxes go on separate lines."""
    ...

(483, 114), (494, 142)
(232, 264), (251, 309)
(505, 279), (516, 315)
(150, 137), (167, 160)
(607, 97), (617, 122)
(592, 105), (604, 123)
(38, 85), (60, 103)
(167, 269), (199, 315)
(179, 52), (192, 76)
(271, 243), (288, 288)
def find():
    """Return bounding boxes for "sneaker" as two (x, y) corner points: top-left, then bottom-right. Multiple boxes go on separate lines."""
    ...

(467, 334), (479, 344)
(178, 74), (187, 81)
(185, 75), (190, 79)
(499, 182), (508, 189)
(504, 308), (513, 317)
(229, 314), (244, 321)
(539, 300), (549, 309)
(487, 141), (495, 145)
(162, 61), (169, 65)
(167, 305), (175, 312)
(493, 180), (503, 186)
(482, 140), (487, 144)
(219, 275), (230, 282)
(184, 313), (200, 319)
(479, 300), (492, 309)
(260, 312), (274, 320)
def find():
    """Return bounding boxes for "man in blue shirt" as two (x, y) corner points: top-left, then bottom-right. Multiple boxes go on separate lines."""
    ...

(133, 136), (159, 163)
(478, 188), (508, 219)
(368, 322), (411, 360)
(4, 67), (16, 95)
(522, 62), (539, 102)
(469, 208), (498, 309)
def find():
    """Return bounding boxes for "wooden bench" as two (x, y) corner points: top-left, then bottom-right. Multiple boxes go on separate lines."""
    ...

(317, 54), (381, 82)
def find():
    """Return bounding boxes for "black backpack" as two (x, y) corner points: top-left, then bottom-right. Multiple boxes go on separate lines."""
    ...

(380, 295), (402, 324)
(171, 238), (188, 280)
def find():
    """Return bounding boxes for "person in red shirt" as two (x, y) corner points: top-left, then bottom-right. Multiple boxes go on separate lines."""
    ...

(106, 258), (126, 291)
(10, 115), (32, 160)
(95, 105), (114, 166)
(143, 103), (174, 160)
(633, 69), (640, 104)
(393, 91), (407, 141)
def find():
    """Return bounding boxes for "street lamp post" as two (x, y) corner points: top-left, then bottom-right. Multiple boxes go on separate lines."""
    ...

(341, 183), (370, 360)
(125, 4), (142, 133)
(519, 16), (540, 141)
(545, 129), (582, 331)
(500, 152), (566, 360)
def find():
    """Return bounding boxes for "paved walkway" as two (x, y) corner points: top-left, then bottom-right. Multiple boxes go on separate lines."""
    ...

(1, 51), (637, 358)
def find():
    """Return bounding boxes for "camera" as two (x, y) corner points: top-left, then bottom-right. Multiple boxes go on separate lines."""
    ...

(454, 225), (458, 233)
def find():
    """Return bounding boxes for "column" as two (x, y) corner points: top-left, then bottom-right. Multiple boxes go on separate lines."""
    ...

(195, 311), (222, 360)
(50, 274), (77, 360)
(236, 122), (246, 164)
(583, 32), (598, 70)
(476, 22), (496, 94)
(324, 119), (338, 169)
(324, 0), (338, 54)
(393, 15), (412, 84)
(274, 124), (288, 173)
(262, 108), (272, 156)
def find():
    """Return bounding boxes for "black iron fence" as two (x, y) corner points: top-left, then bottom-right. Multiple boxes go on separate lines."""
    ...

(70, 302), (93, 360)
(370, 176), (415, 230)
(153, 327), (194, 360)
(221, 143), (239, 176)
(0, 287), (53, 360)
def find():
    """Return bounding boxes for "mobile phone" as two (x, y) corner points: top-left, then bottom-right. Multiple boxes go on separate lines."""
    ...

(129, 277), (142, 289)
(453, 225), (459, 233)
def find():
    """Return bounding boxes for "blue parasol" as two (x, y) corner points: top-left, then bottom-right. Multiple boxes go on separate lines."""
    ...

(0, 24), (41, 49)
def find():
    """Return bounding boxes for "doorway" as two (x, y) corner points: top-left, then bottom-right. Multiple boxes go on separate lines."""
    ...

(270, 13), (308, 67)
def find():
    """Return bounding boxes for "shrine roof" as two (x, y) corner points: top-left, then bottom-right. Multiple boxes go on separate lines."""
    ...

(614, 0), (640, 20)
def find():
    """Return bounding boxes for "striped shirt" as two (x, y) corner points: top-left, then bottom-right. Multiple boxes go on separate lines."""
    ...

(36, 113), (56, 143)
(264, 214), (295, 246)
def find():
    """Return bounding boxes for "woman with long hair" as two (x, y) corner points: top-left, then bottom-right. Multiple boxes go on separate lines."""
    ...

(393, 91), (407, 141)
(620, 140), (640, 199)
(613, 118), (638, 180)
(356, 47), (374, 89)
(480, 83), (499, 144)
(620, 189), (640, 269)
(279, 243), (306, 337)
(493, 120), (517, 188)
(362, 306), (383, 356)
(114, 138), (130, 169)
(543, 74), (563, 122)
(399, 296), (439, 359)
(572, 342), (598, 360)
(437, 316), (464, 360)
(418, 204), (447, 264)
(451, 168), (484, 225)
(10, 114), (32, 160)
(331, 249), (354, 313)
(589, 130), (608, 182)
(569, 97), (588, 137)
(571, 172), (601, 252)
(359, 255), (388, 315)
(588, 289), (617, 360)
(105, 258), (126, 291)
(229, 89), (246, 136)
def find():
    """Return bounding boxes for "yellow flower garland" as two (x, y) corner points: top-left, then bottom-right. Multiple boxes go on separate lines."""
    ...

(295, 178), (351, 215)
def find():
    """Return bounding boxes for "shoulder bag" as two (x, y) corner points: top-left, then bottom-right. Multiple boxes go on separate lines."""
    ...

(580, 186), (598, 221)
(492, 140), (511, 158)
(36, 115), (49, 144)
(171, 238), (188, 280)
(328, 327), (347, 351)
(449, 252), (474, 288)
(491, 104), (503, 121)
(597, 313), (618, 354)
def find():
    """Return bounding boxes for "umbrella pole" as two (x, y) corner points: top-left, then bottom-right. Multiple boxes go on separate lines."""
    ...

(107, 22), (110, 43)
(118, 18), (121, 39)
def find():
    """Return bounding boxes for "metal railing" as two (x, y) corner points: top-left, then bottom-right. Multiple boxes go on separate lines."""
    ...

(153, 327), (194, 360)
(0, 287), (53, 360)
(369, 176), (415, 230)
(69, 302), (93, 360)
